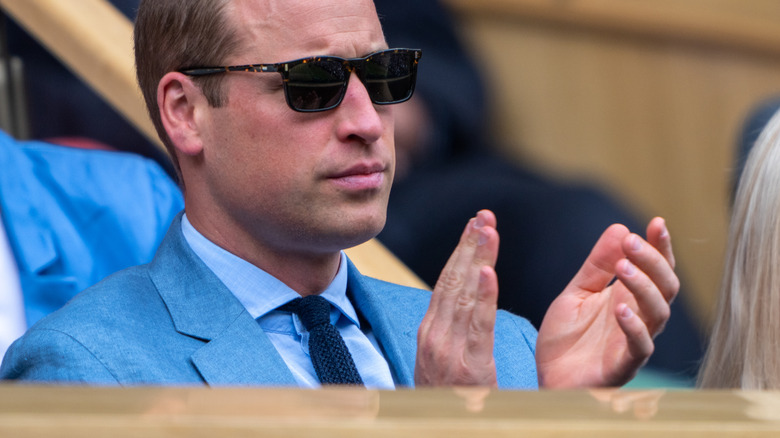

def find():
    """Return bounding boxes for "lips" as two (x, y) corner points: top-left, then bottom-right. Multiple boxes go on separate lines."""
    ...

(328, 162), (387, 191)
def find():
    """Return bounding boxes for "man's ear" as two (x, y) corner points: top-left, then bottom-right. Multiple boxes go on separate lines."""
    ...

(158, 72), (207, 156)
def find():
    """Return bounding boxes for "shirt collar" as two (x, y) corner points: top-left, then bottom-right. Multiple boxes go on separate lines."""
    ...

(180, 214), (359, 326)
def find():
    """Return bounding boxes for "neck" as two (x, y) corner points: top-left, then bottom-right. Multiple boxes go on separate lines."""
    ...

(186, 210), (342, 296)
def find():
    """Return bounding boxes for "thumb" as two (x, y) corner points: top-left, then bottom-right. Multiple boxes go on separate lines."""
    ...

(566, 224), (630, 294)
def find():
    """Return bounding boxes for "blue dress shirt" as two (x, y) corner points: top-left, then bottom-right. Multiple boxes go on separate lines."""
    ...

(181, 214), (395, 389)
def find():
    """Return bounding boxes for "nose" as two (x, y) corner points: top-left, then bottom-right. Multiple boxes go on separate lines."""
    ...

(334, 72), (386, 145)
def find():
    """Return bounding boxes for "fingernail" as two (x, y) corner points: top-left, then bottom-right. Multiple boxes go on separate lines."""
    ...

(623, 260), (637, 276)
(630, 234), (642, 252)
(478, 228), (489, 246)
(621, 304), (634, 319)
(475, 213), (485, 229)
(660, 219), (669, 238)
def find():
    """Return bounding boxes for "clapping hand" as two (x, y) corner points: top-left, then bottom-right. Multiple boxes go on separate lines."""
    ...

(535, 218), (678, 388)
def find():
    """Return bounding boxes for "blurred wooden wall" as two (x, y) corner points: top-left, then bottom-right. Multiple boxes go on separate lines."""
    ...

(443, 0), (780, 328)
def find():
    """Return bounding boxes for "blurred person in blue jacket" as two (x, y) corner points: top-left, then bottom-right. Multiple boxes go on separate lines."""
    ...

(0, 130), (183, 358)
(4, 0), (172, 175)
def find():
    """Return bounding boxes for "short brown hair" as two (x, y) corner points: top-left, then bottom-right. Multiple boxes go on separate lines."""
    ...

(134, 0), (241, 174)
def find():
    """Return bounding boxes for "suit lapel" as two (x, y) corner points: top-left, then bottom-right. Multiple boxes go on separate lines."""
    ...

(146, 217), (427, 387)
(347, 259), (423, 387)
(148, 215), (296, 386)
(190, 313), (298, 385)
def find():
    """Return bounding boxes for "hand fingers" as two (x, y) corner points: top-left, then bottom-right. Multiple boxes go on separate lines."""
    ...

(614, 303), (653, 376)
(621, 232), (680, 305)
(567, 224), (630, 295)
(645, 217), (675, 269)
(616, 230), (678, 337)
(416, 210), (500, 386)
(429, 210), (498, 320)
(449, 223), (499, 340)
(424, 217), (475, 318)
(464, 266), (498, 365)
(614, 257), (671, 337)
(417, 264), (498, 386)
(614, 222), (678, 338)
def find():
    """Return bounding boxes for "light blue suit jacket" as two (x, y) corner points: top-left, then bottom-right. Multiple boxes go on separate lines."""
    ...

(0, 130), (184, 327)
(0, 214), (539, 389)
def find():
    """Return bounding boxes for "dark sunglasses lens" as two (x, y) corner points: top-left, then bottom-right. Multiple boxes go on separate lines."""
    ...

(363, 51), (417, 104)
(286, 59), (347, 111)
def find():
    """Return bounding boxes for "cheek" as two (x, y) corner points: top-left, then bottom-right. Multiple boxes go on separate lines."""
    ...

(225, 120), (318, 198)
(215, 102), (297, 168)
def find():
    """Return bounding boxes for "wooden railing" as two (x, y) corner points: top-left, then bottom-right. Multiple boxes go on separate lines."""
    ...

(446, 0), (780, 57)
(2, 385), (780, 436)
(0, 0), (153, 145)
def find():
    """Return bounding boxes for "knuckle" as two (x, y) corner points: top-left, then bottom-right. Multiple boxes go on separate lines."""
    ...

(658, 305), (671, 324)
(455, 293), (475, 311)
(668, 275), (681, 295)
(653, 320), (668, 337)
(658, 275), (680, 305)
(420, 325), (447, 349)
(432, 346), (450, 365)
(648, 306), (671, 335)
(472, 254), (491, 269)
(468, 318), (487, 337)
(437, 269), (466, 292)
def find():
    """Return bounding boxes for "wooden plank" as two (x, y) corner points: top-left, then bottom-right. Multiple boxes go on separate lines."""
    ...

(0, 0), (160, 147)
(1, 385), (780, 437)
(445, 0), (780, 57)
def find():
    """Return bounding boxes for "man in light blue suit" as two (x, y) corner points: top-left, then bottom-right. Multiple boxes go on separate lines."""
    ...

(0, 129), (183, 358)
(1, 0), (679, 389)
(2, 213), (539, 388)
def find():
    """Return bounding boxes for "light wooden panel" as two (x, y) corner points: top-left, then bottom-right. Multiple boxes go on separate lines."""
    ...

(443, 0), (780, 326)
(0, 0), (158, 146)
(0, 0), (428, 290)
(446, 0), (780, 56)
(2, 385), (780, 436)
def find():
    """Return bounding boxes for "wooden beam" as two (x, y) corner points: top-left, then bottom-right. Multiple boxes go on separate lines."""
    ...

(2, 385), (780, 436)
(0, 0), (160, 148)
(445, 0), (780, 57)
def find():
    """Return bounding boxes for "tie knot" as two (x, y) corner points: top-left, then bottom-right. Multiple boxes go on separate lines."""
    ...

(284, 295), (331, 331)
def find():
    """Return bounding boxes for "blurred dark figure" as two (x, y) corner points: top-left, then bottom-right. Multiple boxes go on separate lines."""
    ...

(736, 97), (780, 196)
(375, 0), (704, 381)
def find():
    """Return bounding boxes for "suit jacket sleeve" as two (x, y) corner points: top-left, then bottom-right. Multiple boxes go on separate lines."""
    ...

(1, 328), (119, 383)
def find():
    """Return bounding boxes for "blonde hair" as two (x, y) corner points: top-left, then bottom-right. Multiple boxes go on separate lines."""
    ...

(698, 108), (780, 388)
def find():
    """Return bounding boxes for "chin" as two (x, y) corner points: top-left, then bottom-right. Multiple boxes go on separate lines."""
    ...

(333, 211), (386, 249)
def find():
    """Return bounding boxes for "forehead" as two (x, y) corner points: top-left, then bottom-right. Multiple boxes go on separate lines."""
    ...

(227, 0), (387, 62)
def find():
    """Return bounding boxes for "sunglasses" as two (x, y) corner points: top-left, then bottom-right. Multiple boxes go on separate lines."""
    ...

(180, 48), (422, 112)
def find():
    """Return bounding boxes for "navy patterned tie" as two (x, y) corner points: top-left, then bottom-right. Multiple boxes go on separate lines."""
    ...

(282, 295), (364, 385)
